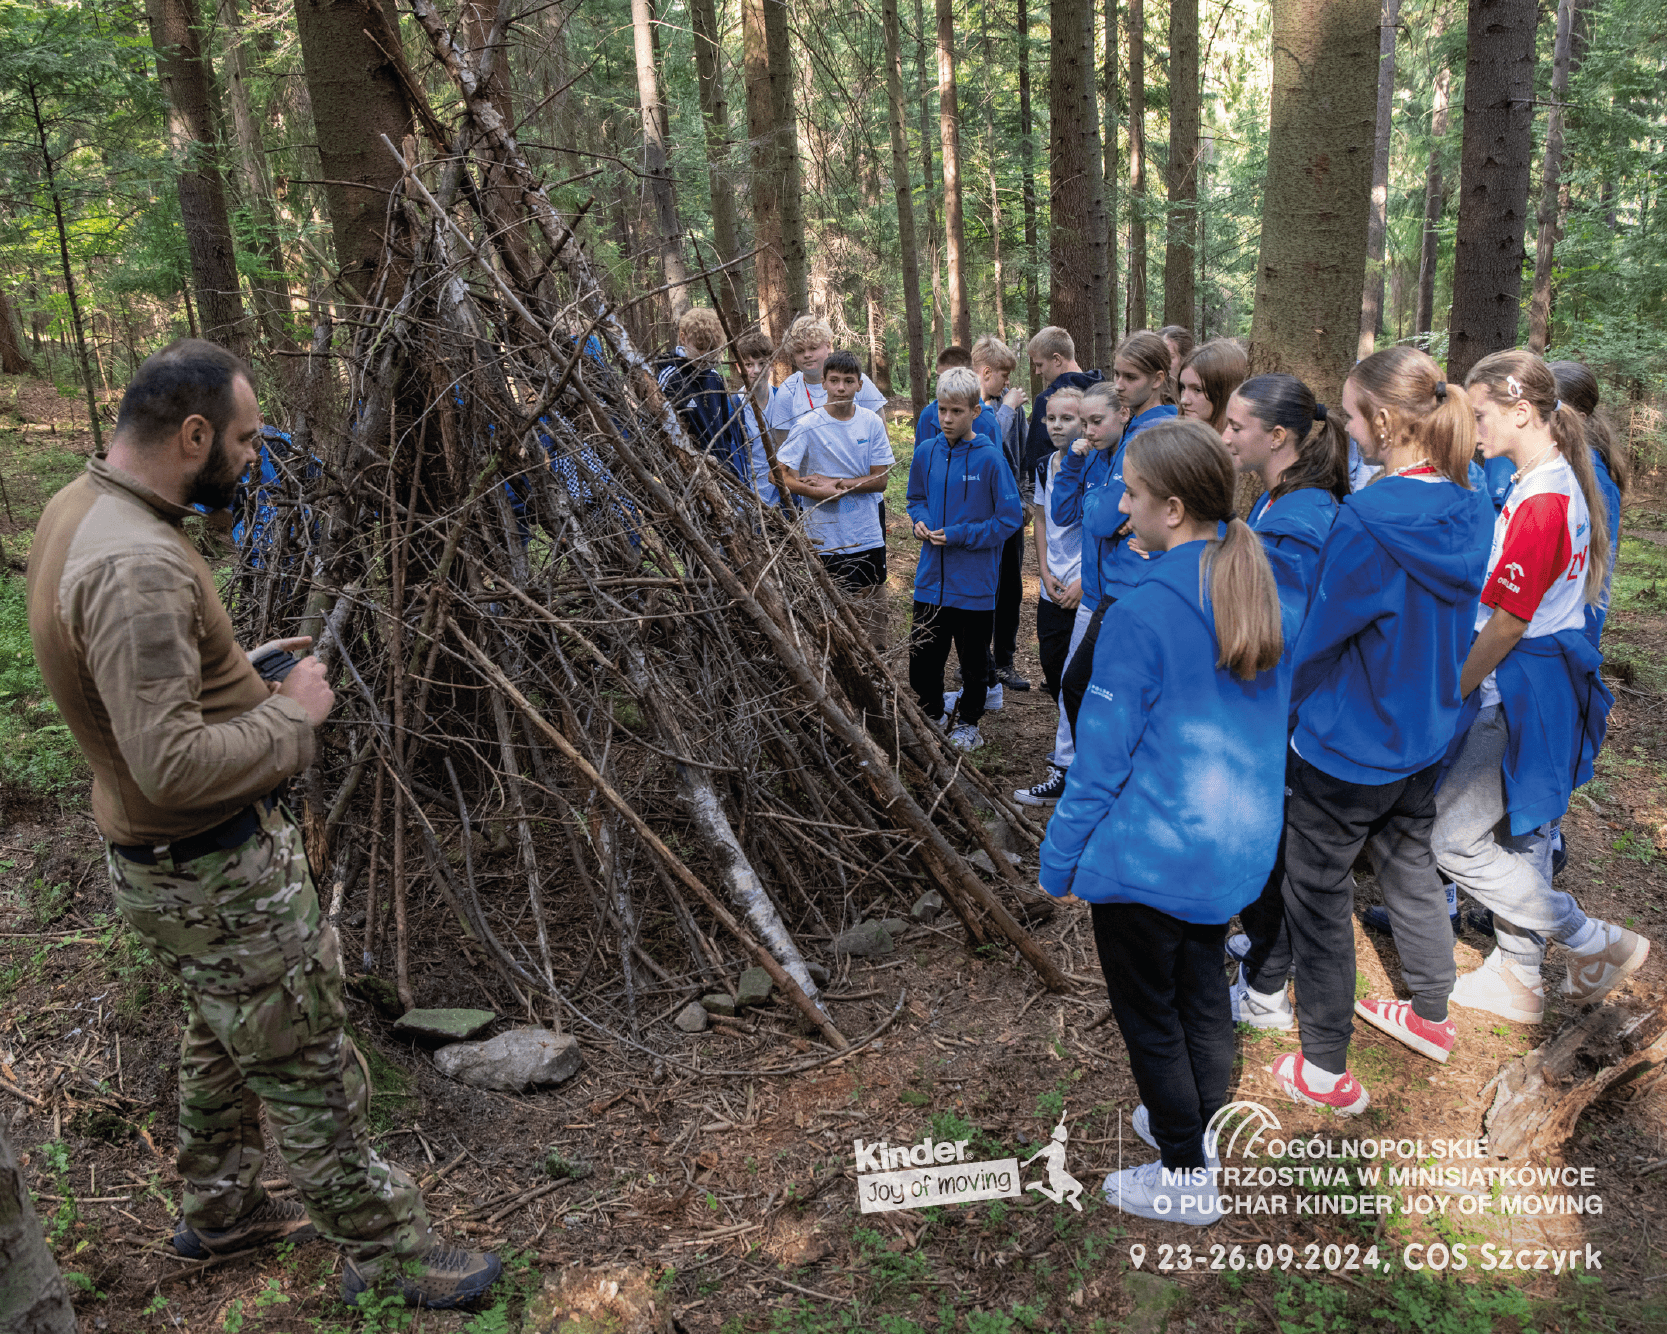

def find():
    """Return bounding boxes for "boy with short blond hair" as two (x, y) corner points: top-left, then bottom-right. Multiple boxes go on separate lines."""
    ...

(766, 316), (887, 446)
(906, 366), (1023, 753)
(1020, 325), (1104, 492)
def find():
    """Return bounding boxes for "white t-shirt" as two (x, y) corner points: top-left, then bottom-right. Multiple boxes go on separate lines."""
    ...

(1033, 451), (1082, 600)
(733, 395), (780, 506)
(766, 371), (888, 436)
(1475, 452), (1590, 709)
(777, 406), (894, 554)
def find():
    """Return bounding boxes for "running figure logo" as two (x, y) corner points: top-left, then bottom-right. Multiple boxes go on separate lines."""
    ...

(1022, 1120), (1084, 1211)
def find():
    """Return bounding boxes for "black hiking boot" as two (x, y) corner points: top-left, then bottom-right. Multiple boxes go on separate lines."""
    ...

(341, 1243), (503, 1309)
(171, 1196), (317, 1258)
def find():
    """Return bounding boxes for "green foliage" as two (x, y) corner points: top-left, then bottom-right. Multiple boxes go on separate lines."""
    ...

(0, 574), (84, 799)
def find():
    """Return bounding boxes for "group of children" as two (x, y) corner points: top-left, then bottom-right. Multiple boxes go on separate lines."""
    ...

(660, 308), (1648, 1229)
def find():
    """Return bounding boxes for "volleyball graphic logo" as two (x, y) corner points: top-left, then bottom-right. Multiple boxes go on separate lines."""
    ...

(1204, 1100), (1282, 1160)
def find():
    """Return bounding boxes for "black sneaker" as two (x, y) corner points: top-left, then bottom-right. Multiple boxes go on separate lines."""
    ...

(995, 664), (1032, 691)
(342, 1243), (502, 1310)
(1013, 765), (1067, 806)
(171, 1197), (317, 1258)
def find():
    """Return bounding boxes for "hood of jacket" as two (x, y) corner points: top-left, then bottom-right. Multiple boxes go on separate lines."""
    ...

(1345, 476), (1492, 606)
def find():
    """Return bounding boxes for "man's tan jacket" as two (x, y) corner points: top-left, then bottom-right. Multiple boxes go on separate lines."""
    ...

(26, 457), (314, 845)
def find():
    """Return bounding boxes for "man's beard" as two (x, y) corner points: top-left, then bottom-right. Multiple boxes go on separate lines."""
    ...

(185, 429), (240, 511)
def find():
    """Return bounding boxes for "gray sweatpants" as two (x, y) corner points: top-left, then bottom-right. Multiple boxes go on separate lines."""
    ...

(1432, 705), (1585, 969)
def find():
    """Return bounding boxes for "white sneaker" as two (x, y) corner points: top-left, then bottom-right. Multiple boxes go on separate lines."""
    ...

(1451, 948), (1545, 1024)
(1230, 972), (1295, 1030)
(1131, 1104), (1157, 1149)
(1102, 1159), (1221, 1226)
(948, 724), (983, 752)
(986, 683), (1004, 711)
(1561, 922), (1650, 1008)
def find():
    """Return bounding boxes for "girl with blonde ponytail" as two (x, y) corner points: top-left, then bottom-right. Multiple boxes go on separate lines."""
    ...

(1430, 351), (1645, 1028)
(1040, 420), (1286, 1228)
(1254, 346), (1493, 1116)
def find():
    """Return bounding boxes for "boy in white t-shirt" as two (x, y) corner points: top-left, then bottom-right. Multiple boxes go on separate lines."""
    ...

(778, 349), (896, 649)
(766, 316), (889, 448)
(1013, 387), (1086, 807)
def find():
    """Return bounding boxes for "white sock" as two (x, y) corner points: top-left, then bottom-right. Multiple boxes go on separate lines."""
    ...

(1302, 1060), (1343, 1092)
(1563, 919), (1603, 954)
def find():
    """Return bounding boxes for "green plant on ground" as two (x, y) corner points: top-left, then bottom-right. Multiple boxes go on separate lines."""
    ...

(348, 1027), (416, 1135)
(0, 574), (84, 800)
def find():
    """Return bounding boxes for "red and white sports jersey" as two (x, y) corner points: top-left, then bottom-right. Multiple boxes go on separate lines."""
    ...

(1476, 452), (1589, 707)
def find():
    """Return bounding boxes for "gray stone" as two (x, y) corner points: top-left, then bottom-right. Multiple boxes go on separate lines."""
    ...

(432, 1028), (581, 1091)
(879, 917), (909, 939)
(735, 966), (774, 1007)
(674, 1002), (709, 1033)
(968, 848), (998, 875)
(833, 920), (894, 957)
(984, 816), (1022, 854)
(393, 1007), (496, 1042)
(911, 891), (945, 923)
(1122, 1272), (1188, 1334)
(806, 961), (830, 987)
(699, 993), (736, 1017)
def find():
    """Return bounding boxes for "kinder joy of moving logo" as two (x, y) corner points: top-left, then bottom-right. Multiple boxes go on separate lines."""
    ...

(856, 1119), (1086, 1214)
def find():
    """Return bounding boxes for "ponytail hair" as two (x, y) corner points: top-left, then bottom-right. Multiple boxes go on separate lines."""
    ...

(1466, 350), (1610, 606)
(1347, 345), (1476, 486)
(1116, 330), (1176, 405)
(1126, 420), (1283, 680)
(1551, 359), (1629, 498)
(1233, 373), (1349, 502)
(1179, 339), (1249, 433)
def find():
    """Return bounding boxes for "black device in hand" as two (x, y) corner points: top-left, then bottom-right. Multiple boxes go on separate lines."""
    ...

(250, 648), (302, 682)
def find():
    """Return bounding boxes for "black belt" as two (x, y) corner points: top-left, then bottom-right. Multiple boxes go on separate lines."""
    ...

(112, 792), (280, 866)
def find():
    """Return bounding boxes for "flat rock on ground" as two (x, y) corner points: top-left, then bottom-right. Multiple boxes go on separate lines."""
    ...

(833, 919), (894, 957)
(674, 1002), (709, 1033)
(734, 966), (773, 1007)
(392, 1007), (496, 1042)
(432, 1028), (580, 1091)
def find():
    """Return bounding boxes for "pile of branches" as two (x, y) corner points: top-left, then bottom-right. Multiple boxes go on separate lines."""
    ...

(233, 0), (1064, 1059)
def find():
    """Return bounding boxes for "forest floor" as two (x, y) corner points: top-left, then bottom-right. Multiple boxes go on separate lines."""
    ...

(1, 376), (1665, 1334)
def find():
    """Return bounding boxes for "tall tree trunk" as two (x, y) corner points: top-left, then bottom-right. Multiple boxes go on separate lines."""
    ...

(145, 0), (250, 355)
(1127, 0), (1147, 330)
(867, 285), (893, 394)
(1527, 0), (1576, 355)
(765, 0), (808, 318)
(1018, 0), (1041, 343)
(1446, 0), (1539, 382)
(1048, 0), (1108, 363)
(980, 0), (1005, 340)
(1086, 3), (1112, 367)
(936, 0), (971, 348)
(690, 0), (745, 337)
(294, 0), (416, 305)
(0, 1118), (76, 1334)
(0, 292), (35, 375)
(29, 86), (102, 450)
(1104, 0), (1119, 344)
(1414, 12), (1451, 337)
(460, 0), (541, 307)
(1356, 0), (1401, 359)
(1248, 0), (1379, 406)
(882, 0), (927, 411)
(743, 0), (789, 342)
(1163, 0), (1199, 330)
(631, 0), (691, 333)
(219, 0), (297, 360)
(915, 0), (942, 358)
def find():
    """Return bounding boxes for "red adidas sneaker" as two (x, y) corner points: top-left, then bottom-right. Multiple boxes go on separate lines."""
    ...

(1354, 997), (1456, 1064)
(1273, 1053), (1370, 1116)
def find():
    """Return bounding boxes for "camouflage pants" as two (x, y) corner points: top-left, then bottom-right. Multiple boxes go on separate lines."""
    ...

(106, 802), (433, 1264)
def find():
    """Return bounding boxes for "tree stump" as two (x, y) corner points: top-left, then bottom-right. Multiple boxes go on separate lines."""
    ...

(1484, 992), (1667, 1159)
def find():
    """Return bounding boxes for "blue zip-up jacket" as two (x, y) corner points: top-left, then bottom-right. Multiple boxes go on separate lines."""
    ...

(1289, 475), (1493, 784)
(906, 430), (1023, 610)
(1482, 455), (1515, 512)
(1049, 445), (1114, 602)
(1078, 403), (1178, 602)
(1249, 485), (1340, 636)
(1448, 629), (1612, 836)
(1039, 536), (1289, 921)
(915, 400), (1000, 450)
(1585, 450), (1621, 646)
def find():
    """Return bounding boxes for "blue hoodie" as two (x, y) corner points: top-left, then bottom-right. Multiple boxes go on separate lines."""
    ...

(1482, 454), (1516, 512)
(1039, 536), (1290, 921)
(906, 430), (1024, 610)
(1022, 369), (1106, 487)
(1249, 486), (1340, 634)
(915, 399), (1001, 450)
(1289, 475), (1493, 785)
(1053, 403), (1178, 605)
(1585, 449), (1621, 647)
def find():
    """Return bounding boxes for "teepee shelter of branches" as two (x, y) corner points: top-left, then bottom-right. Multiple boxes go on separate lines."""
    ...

(235, 0), (1065, 1064)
